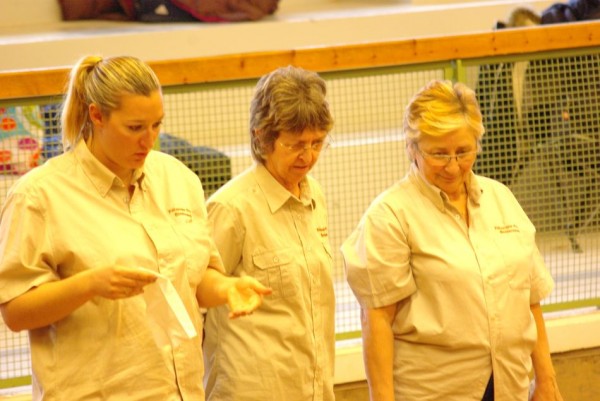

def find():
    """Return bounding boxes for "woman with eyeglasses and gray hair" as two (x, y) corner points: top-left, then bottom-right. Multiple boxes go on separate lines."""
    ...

(203, 65), (336, 400)
(342, 79), (562, 401)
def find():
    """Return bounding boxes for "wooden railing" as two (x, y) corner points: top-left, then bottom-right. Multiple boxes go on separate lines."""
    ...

(1, 20), (599, 100)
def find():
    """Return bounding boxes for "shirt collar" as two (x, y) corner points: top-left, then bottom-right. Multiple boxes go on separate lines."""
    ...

(408, 162), (482, 212)
(254, 163), (315, 213)
(73, 139), (145, 197)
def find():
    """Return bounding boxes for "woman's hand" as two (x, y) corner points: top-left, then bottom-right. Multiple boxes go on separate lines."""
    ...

(85, 266), (157, 300)
(531, 377), (564, 401)
(226, 276), (272, 318)
(0, 266), (158, 331)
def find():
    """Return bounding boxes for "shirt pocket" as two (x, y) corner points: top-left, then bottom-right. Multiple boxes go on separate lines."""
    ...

(492, 230), (532, 290)
(508, 265), (531, 290)
(252, 248), (298, 299)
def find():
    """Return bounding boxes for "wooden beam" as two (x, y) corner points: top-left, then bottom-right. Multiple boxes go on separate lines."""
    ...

(1, 20), (599, 100)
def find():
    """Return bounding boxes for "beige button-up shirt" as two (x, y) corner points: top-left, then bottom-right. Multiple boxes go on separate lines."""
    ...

(203, 163), (335, 401)
(342, 164), (554, 401)
(0, 140), (223, 401)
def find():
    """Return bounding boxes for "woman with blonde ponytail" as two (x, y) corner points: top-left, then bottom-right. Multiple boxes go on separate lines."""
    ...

(0, 55), (271, 401)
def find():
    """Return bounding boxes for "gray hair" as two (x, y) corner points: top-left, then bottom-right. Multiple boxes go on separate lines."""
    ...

(249, 65), (334, 163)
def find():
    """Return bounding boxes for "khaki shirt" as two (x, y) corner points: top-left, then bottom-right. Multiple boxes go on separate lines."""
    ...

(0, 140), (223, 401)
(342, 164), (554, 401)
(203, 164), (335, 401)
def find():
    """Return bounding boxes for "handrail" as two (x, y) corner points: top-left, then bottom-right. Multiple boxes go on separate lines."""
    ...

(1, 20), (599, 100)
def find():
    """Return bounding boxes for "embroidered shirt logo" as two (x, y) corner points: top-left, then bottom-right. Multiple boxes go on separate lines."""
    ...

(317, 226), (328, 238)
(495, 224), (519, 233)
(169, 208), (193, 223)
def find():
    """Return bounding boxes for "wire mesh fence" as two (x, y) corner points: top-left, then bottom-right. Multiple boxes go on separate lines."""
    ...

(0, 51), (598, 388)
(468, 50), (600, 308)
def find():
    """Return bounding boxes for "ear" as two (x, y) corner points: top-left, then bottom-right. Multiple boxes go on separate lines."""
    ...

(406, 142), (417, 161)
(88, 103), (104, 126)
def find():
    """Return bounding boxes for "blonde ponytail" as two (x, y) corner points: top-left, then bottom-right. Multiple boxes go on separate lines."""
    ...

(60, 55), (161, 150)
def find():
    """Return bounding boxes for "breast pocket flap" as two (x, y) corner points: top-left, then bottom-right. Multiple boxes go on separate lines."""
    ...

(252, 249), (293, 270)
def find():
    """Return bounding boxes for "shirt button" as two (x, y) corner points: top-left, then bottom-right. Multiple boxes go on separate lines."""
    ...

(273, 257), (279, 263)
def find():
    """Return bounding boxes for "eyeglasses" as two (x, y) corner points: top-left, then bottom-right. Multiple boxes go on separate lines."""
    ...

(416, 147), (479, 167)
(278, 138), (330, 155)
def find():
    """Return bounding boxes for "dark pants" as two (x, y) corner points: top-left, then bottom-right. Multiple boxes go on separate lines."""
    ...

(482, 375), (494, 401)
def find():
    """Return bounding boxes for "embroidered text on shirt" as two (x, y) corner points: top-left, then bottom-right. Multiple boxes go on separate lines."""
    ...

(169, 208), (193, 223)
(495, 224), (519, 233)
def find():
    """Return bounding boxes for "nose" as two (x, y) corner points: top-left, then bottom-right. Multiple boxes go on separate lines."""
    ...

(140, 127), (158, 149)
(299, 147), (319, 164)
(444, 156), (461, 172)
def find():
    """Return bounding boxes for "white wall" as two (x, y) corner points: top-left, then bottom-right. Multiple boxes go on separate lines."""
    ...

(0, 0), (555, 71)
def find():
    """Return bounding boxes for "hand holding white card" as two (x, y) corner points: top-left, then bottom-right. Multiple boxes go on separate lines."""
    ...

(142, 270), (197, 348)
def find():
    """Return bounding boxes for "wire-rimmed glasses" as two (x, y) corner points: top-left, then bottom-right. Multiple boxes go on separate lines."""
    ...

(416, 147), (479, 167)
(278, 137), (330, 155)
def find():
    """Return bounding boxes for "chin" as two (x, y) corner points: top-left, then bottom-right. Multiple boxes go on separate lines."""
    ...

(131, 155), (148, 165)
(294, 172), (309, 182)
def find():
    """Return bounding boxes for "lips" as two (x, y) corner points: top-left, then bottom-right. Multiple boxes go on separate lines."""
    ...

(294, 165), (310, 173)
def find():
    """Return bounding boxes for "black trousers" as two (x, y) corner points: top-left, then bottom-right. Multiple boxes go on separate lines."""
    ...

(481, 374), (494, 401)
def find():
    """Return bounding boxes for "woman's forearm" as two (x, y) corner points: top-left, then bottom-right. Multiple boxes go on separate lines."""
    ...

(530, 303), (556, 379)
(530, 303), (563, 400)
(1, 265), (158, 331)
(0, 273), (94, 331)
(362, 305), (397, 401)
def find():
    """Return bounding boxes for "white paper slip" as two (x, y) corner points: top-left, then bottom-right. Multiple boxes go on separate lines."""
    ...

(142, 271), (198, 348)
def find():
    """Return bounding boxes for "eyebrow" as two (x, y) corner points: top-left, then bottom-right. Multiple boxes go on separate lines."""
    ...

(124, 117), (164, 124)
(426, 145), (474, 152)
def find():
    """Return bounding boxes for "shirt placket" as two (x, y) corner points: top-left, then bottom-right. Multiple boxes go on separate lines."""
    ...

(468, 203), (503, 397)
(134, 187), (190, 399)
(291, 201), (324, 400)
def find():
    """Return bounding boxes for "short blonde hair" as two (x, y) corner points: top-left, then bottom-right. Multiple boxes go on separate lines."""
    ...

(61, 55), (161, 150)
(403, 79), (484, 147)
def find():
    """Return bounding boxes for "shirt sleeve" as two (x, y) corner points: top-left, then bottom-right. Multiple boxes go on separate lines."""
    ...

(341, 199), (417, 310)
(529, 241), (555, 305)
(502, 182), (555, 305)
(206, 201), (242, 275)
(193, 184), (225, 274)
(0, 189), (58, 304)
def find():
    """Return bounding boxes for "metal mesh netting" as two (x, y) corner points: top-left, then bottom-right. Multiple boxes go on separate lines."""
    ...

(0, 67), (439, 385)
(0, 54), (599, 386)
(471, 52), (600, 305)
